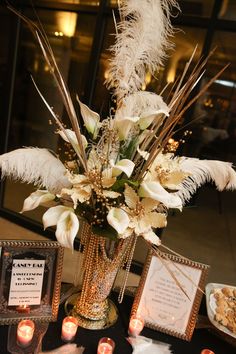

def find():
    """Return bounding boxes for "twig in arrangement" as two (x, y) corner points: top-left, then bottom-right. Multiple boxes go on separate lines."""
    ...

(171, 44), (199, 100)
(152, 245), (205, 296)
(150, 245), (191, 300)
(137, 63), (229, 181)
(31, 77), (84, 169)
(8, 5), (87, 171)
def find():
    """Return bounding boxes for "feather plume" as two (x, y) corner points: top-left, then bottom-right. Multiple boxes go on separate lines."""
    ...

(176, 157), (236, 203)
(106, 0), (179, 100)
(115, 91), (169, 118)
(0, 148), (71, 193)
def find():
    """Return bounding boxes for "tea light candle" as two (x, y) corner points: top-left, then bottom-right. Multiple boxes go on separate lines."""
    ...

(17, 319), (35, 348)
(128, 314), (144, 337)
(97, 337), (115, 354)
(61, 316), (78, 342)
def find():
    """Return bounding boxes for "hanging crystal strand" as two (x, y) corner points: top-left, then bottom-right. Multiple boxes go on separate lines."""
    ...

(118, 234), (138, 303)
(73, 221), (90, 287)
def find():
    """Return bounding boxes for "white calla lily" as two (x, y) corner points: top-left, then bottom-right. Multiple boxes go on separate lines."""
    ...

(43, 205), (79, 249)
(139, 111), (163, 130)
(21, 190), (55, 213)
(107, 208), (130, 234)
(114, 116), (139, 140)
(55, 210), (79, 249)
(138, 181), (182, 209)
(42, 205), (74, 229)
(58, 129), (88, 149)
(112, 159), (135, 178)
(77, 97), (101, 139)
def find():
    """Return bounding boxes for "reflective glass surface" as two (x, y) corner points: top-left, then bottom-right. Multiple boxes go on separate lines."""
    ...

(35, 0), (100, 6)
(217, 0), (236, 20)
(2, 8), (96, 218)
(182, 31), (236, 162)
(108, 0), (214, 16)
(7, 9), (95, 151)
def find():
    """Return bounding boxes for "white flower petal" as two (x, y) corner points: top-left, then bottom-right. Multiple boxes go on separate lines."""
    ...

(138, 181), (182, 209)
(107, 208), (130, 234)
(141, 197), (159, 212)
(56, 210), (79, 249)
(103, 190), (120, 198)
(139, 107), (169, 130)
(88, 149), (102, 170)
(142, 230), (161, 245)
(112, 159), (135, 178)
(102, 176), (116, 188)
(58, 129), (88, 150)
(21, 190), (55, 213)
(114, 116), (139, 140)
(77, 98), (101, 139)
(42, 205), (73, 229)
(124, 184), (139, 209)
(146, 212), (167, 228)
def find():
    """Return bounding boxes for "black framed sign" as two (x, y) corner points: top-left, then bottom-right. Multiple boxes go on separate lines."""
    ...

(0, 240), (64, 325)
(131, 250), (209, 341)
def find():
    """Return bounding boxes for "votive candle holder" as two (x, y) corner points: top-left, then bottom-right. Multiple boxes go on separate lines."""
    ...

(61, 316), (78, 342)
(128, 314), (145, 337)
(17, 319), (35, 348)
(97, 337), (115, 354)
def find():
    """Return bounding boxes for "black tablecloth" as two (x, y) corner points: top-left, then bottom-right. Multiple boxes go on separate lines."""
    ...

(1, 294), (235, 354)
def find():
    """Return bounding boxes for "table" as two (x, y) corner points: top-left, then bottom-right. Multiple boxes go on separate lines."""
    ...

(1, 293), (235, 354)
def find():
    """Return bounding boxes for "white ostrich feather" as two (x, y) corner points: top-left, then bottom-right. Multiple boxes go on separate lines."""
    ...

(176, 157), (236, 203)
(0, 148), (71, 193)
(106, 0), (178, 99)
(115, 91), (169, 119)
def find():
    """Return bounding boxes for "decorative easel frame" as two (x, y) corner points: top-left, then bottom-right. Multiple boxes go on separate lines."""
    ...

(0, 240), (64, 325)
(131, 250), (209, 341)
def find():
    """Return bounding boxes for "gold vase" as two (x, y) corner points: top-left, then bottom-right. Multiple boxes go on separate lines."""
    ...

(69, 222), (136, 329)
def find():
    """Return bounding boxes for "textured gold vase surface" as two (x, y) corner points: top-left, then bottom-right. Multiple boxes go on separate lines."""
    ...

(75, 223), (131, 321)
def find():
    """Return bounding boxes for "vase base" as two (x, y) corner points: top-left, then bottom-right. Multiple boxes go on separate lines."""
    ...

(64, 293), (118, 330)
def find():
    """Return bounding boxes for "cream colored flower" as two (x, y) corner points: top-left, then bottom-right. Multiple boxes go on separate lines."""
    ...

(43, 205), (79, 249)
(58, 129), (88, 150)
(111, 159), (135, 178)
(114, 116), (139, 140)
(147, 152), (189, 190)
(123, 184), (166, 245)
(138, 181), (182, 210)
(138, 110), (168, 130)
(21, 190), (55, 213)
(61, 169), (119, 209)
(107, 207), (130, 234)
(77, 98), (101, 139)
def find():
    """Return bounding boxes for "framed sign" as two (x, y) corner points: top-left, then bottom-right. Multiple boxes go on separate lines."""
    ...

(131, 250), (209, 341)
(0, 240), (64, 325)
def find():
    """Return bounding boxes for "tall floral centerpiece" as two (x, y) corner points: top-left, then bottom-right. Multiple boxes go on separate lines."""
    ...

(1, 1), (236, 328)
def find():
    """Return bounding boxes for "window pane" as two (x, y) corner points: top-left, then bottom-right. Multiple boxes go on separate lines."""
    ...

(185, 31), (236, 162)
(0, 7), (16, 152)
(8, 9), (95, 151)
(108, 0), (214, 16)
(33, 0), (100, 6)
(93, 23), (206, 114)
(3, 9), (96, 219)
(178, 0), (214, 17)
(218, 0), (236, 20)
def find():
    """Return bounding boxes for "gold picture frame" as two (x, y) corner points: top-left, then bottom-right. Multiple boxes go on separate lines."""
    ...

(131, 250), (209, 341)
(0, 240), (64, 325)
